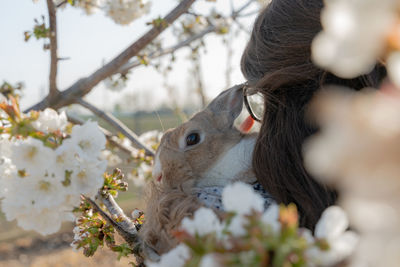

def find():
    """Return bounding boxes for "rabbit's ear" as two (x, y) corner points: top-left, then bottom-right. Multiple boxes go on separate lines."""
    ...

(206, 84), (244, 126)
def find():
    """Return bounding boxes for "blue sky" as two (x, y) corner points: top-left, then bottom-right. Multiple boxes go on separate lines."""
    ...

(0, 0), (257, 111)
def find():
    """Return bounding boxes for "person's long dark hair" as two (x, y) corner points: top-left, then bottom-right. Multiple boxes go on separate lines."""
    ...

(241, 0), (386, 229)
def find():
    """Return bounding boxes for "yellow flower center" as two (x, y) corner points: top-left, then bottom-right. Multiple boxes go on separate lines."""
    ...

(26, 146), (38, 160)
(38, 181), (51, 192)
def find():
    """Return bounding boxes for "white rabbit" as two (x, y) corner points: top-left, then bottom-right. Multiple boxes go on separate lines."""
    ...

(152, 84), (257, 190)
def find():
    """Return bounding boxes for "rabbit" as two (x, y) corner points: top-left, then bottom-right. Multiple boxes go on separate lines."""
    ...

(152, 84), (257, 190)
(139, 84), (260, 255)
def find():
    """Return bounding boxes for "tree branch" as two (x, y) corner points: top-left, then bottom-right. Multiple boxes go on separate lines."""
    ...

(46, 0), (59, 98)
(67, 114), (138, 156)
(26, 0), (197, 112)
(76, 98), (155, 157)
(118, 24), (216, 74)
(83, 193), (160, 263)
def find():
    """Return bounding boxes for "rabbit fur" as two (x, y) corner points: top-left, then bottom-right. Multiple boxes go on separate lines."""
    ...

(139, 85), (258, 255)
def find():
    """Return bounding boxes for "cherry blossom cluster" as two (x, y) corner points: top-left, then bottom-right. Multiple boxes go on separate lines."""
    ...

(312, 0), (400, 83)
(49, 0), (151, 25)
(103, 0), (151, 25)
(146, 182), (357, 267)
(0, 99), (107, 235)
(303, 87), (400, 266)
(308, 2), (400, 264)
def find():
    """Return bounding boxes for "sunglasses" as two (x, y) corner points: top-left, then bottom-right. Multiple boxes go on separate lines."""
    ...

(242, 82), (264, 122)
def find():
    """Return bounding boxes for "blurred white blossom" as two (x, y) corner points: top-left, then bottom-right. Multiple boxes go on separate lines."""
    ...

(139, 130), (162, 147)
(104, 0), (151, 25)
(181, 207), (222, 236)
(146, 244), (190, 267)
(304, 88), (400, 266)
(176, 15), (209, 39)
(307, 206), (359, 266)
(226, 215), (247, 237)
(199, 254), (220, 267)
(32, 108), (68, 133)
(312, 0), (397, 78)
(261, 203), (280, 233)
(101, 150), (122, 167)
(222, 182), (264, 215)
(75, 0), (101, 15)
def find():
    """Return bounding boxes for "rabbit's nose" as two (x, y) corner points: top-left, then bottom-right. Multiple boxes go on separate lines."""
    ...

(152, 152), (163, 182)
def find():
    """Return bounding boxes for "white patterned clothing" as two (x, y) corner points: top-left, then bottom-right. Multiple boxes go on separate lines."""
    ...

(192, 182), (275, 211)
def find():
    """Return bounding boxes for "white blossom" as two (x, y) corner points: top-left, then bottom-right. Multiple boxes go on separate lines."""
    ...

(103, 76), (127, 91)
(55, 142), (81, 172)
(180, 207), (222, 236)
(68, 158), (107, 198)
(222, 182), (264, 215)
(0, 118), (107, 235)
(199, 254), (220, 267)
(146, 244), (190, 267)
(303, 88), (400, 266)
(32, 108), (68, 133)
(307, 206), (359, 266)
(261, 203), (281, 233)
(10, 137), (55, 176)
(0, 157), (16, 198)
(75, 0), (101, 15)
(177, 15), (209, 39)
(104, 0), (151, 25)
(139, 130), (162, 147)
(1, 205), (66, 236)
(301, 228), (315, 244)
(101, 150), (122, 167)
(209, 9), (232, 34)
(0, 136), (11, 158)
(132, 161), (152, 187)
(312, 0), (397, 78)
(226, 215), (247, 237)
(66, 121), (106, 158)
(53, 0), (100, 14)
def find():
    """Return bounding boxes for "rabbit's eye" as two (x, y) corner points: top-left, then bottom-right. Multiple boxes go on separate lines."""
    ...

(186, 133), (200, 146)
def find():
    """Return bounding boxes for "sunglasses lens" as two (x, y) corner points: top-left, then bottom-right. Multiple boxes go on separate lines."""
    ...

(247, 93), (264, 121)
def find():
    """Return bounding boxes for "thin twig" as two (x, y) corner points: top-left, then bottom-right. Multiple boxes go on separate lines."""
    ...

(46, 0), (59, 98)
(118, 24), (216, 74)
(236, 9), (260, 18)
(67, 114), (137, 156)
(76, 98), (155, 157)
(233, 20), (250, 34)
(232, 0), (255, 18)
(56, 0), (68, 8)
(26, 0), (197, 112)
